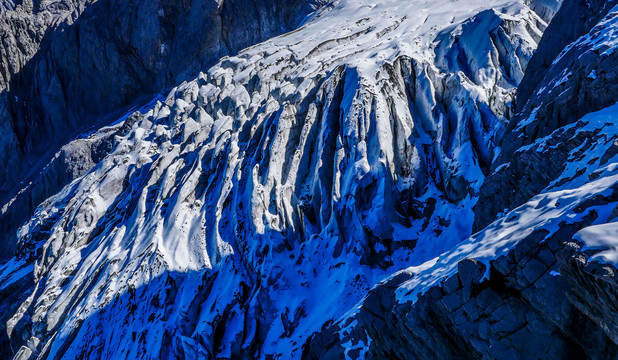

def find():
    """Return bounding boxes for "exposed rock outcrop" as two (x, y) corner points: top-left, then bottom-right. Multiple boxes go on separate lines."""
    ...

(516, 0), (618, 113)
(304, 226), (618, 360)
(476, 5), (618, 231)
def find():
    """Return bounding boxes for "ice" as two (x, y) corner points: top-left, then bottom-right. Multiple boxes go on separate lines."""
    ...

(575, 223), (618, 266)
(0, 0), (565, 358)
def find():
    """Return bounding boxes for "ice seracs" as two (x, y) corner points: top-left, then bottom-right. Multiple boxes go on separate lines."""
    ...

(305, 6), (618, 355)
(0, 0), (569, 359)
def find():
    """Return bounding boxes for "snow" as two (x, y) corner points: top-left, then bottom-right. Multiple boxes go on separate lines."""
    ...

(397, 102), (618, 302)
(551, 5), (618, 66)
(575, 223), (618, 266)
(552, 69), (572, 88)
(0, 0), (564, 358)
(586, 5), (618, 56)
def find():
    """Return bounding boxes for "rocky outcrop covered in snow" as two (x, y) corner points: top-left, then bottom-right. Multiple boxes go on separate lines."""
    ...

(476, 3), (618, 230)
(0, 0), (561, 358)
(305, 231), (618, 360)
(516, 0), (618, 112)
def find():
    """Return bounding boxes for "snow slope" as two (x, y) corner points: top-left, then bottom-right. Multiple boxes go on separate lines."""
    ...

(0, 0), (560, 358)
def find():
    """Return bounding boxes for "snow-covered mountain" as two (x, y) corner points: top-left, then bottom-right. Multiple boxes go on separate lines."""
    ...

(1, 0), (617, 359)
(0, 0), (318, 259)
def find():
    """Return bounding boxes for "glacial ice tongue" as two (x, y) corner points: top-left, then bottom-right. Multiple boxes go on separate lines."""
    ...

(1, 0), (558, 358)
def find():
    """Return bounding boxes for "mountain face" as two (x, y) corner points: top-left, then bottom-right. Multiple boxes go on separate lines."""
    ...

(475, 0), (618, 231)
(0, 0), (318, 260)
(1, 0), (617, 359)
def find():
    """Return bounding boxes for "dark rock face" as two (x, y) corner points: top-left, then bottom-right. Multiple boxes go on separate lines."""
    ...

(516, 0), (618, 112)
(304, 227), (618, 360)
(475, 6), (618, 230)
(503, 0), (618, 164)
(0, 0), (88, 91)
(0, 0), (91, 211)
(473, 120), (602, 232)
(0, 0), (316, 259)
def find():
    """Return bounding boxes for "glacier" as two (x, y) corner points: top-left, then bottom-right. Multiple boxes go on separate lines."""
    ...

(1, 0), (618, 359)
